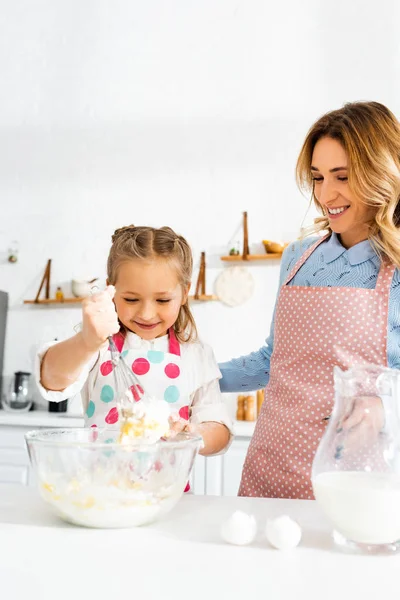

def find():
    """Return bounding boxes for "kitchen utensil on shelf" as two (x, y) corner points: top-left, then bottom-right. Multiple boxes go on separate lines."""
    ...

(214, 267), (254, 307)
(262, 240), (286, 254)
(71, 278), (99, 298)
(2, 371), (33, 412)
(236, 395), (245, 421)
(312, 364), (400, 553)
(244, 395), (256, 421)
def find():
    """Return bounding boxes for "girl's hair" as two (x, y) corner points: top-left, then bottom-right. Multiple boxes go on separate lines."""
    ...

(107, 225), (197, 343)
(296, 101), (400, 267)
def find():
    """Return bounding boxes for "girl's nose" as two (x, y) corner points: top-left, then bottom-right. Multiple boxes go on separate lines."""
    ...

(137, 302), (155, 321)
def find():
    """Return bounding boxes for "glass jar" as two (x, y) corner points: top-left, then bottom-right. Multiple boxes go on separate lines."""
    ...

(312, 364), (400, 553)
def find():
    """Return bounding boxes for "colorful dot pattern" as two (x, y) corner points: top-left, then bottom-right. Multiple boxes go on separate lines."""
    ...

(164, 385), (180, 403)
(100, 385), (114, 403)
(148, 350), (164, 364)
(132, 358), (150, 376)
(85, 328), (185, 427)
(239, 238), (394, 500)
(165, 363), (180, 379)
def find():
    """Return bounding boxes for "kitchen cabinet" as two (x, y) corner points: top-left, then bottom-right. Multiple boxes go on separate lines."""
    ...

(0, 426), (32, 485)
(190, 436), (251, 496)
(0, 412), (83, 488)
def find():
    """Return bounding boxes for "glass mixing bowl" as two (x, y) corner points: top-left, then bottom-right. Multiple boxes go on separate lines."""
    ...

(25, 428), (202, 528)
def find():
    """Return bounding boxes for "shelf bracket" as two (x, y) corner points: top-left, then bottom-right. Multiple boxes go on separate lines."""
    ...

(242, 211), (250, 260)
(34, 260), (52, 303)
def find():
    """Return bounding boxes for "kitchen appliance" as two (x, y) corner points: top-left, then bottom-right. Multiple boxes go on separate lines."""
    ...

(0, 291), (8, 401)
(2, 371), (33, 412)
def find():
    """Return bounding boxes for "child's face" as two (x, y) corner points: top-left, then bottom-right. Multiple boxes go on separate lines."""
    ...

(113, 257), (189, 340)
(311, 136), (376, 248)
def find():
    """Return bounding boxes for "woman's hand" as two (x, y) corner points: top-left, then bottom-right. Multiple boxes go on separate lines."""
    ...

(81, 285), (120, 353)
(336, 396), (385, 457)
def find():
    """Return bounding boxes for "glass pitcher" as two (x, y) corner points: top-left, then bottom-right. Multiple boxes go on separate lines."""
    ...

(312, 364), (400, 553)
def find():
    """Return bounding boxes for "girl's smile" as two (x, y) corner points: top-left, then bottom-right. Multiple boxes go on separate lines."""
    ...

(133, 321), (162, 331)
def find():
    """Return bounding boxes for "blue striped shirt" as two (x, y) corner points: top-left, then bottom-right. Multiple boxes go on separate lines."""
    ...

(219, 233), (400, 392)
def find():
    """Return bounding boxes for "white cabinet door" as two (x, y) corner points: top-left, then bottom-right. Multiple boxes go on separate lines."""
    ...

(220, 439), (249, 496)
(0, 455), (29, 485)
(0, 426), (32, 485)
(191, 438), (251, 497)
(190, 454), (206, 495)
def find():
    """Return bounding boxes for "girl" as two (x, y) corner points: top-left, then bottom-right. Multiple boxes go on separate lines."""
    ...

(37, 225), (232, 456)
(219, 101), (400, 498)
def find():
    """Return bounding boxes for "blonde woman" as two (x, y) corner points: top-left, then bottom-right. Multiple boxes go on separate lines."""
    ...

(38, 225), (232, 458)
(220, 101), (400, 498)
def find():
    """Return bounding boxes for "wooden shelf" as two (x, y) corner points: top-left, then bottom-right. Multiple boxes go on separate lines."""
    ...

(221, 253), (282, 262)
(222, 212), (284, 262)
(189, 294), (219, 302)
(24, 298), (83, 304)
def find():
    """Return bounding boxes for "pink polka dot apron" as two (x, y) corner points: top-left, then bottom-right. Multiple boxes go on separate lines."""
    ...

(239, 235), (395, 499)
(86, 328), (188, 428)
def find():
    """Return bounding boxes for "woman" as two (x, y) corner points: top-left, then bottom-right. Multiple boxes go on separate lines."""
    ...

(219, 101), (400, 499)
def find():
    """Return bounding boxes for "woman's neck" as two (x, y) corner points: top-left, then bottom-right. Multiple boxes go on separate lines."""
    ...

(337, 228), (369, 249)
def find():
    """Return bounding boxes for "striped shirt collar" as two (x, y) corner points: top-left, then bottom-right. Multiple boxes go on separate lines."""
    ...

(323, 232), (377, 266)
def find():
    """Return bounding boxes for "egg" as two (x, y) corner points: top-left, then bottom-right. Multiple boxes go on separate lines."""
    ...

(221, 510), (257, 546)
(265, 515), (302, 550)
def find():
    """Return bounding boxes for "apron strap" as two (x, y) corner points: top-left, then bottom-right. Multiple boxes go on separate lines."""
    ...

(111, 330), (126, 353)
(168, 328), (181, 356)
(375, 260), (396, 299)
(283, 234), (330, 286)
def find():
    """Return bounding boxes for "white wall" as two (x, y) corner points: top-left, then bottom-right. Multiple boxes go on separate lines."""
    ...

(1, 0), (400, 409)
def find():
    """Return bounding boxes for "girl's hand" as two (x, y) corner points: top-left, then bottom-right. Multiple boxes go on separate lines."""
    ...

(168, 415), (193, 436)
(168, 416), (205, 447)
(167, 416), (231, 455)
(80, 285), (120, 353)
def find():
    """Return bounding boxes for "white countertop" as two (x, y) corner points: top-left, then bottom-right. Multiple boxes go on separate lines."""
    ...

(0, 485), (398, 600)
(0, 409), (255, 437)
(0, 409), (84, 428)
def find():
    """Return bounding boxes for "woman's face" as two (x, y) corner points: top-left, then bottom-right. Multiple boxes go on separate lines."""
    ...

(311, 137), (376, 248)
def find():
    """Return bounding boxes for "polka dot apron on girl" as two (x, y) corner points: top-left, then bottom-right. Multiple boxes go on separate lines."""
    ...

(239, 235), (395, 499)
(86, 328), (188, 428)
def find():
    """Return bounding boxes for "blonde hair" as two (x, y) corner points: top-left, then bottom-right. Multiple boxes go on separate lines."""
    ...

(107, 225), (197, 343)
(296, 101), (400, 267)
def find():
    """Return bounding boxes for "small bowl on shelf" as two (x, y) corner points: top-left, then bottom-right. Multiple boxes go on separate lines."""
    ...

(71, 279), (98, 298)
(262, 240), (286, 254)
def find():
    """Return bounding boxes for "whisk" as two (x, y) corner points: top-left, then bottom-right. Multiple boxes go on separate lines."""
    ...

(107, 334), (148, 418)
(107, 334), (172, 444)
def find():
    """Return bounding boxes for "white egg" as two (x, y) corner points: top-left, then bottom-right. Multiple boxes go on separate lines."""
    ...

(221, 510), (257, 546)
(265, 515), (302, 550)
